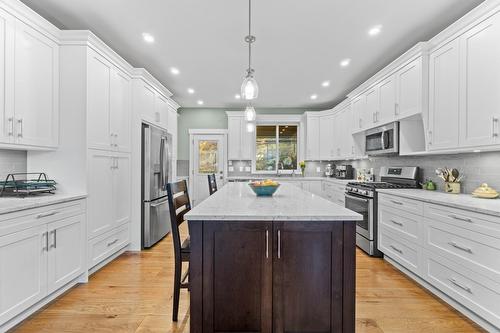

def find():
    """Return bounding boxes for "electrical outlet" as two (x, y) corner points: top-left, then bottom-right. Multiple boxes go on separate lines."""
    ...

(228, 166), (234, 172)
(245, 166), (251, 172)
(228, 161), (233, 166)
(239, 166), (244, 172)
(316, 167), (321, 173)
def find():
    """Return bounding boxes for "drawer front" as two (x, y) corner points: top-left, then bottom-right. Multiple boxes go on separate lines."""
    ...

(0, 199), (86, 236)
(424, 219), (500, 280)
(88, 223), (130, 269)
(422, 249), (500, 327)
(379, 194), (423, 216)
(425, 203), (500, 239)
(379, 205), (421, 244)
(379, 226), (420, 275)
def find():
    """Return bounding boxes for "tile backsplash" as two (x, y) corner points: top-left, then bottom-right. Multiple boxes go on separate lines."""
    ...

(0, 150), (27, 180)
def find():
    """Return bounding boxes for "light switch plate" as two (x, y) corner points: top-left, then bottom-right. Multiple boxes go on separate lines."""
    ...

(245, 166), (251, 172)
(228, 166), (234, 172)
(316, 167), (321, 172)
(228, 161), (233, 166)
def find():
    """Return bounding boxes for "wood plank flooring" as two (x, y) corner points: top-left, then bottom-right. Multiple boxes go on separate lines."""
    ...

(13, 224), (484, 333)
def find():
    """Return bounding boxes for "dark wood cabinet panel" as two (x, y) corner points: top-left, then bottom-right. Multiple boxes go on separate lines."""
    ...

(273, 222), (345, 333)
(202, 222), (273, 333)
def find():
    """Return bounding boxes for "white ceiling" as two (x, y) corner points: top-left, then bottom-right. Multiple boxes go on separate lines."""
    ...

(21, 0), (484, 109)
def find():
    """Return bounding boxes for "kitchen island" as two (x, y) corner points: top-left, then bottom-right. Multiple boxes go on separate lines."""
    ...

(185, 182), (362, 333)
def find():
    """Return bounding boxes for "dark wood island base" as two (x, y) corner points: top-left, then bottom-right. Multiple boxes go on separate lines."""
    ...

(189, 220), (356, 333)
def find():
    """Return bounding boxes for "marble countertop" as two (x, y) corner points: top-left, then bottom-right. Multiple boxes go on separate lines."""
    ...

(0, 193), (87, 215)
(377, 189), (500, 216)
(227, 176), (355, 185)
(185, 182), (362, 221)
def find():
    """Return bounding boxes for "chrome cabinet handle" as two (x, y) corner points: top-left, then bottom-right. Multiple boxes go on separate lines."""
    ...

(37, 211), (60, 219)
(277, 229), (281, 259)
(42, 232), (49, 251)
(492, 117), (499, 138)
(107, 239), (118, 247)
(449, 278), (472, 293)
(17, 118), (23, 138)
(49, 230), (57, 249)
(7, 117), (14, 136)
(448, 241), (472, 254)
(428, 130), (433, 145)
(390, 219), (403, 227)
(390, 245), (403, 254)
(391, 200), (403, 205)
(395, 103), (399, 116)
(265, 229), (269, 259)
(449, 215), (473, 223)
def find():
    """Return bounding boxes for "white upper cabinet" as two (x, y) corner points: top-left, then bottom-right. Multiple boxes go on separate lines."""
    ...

(395, 57), (422, 119)
(352, 95), (366, 132)
(459, 11), (500, 148)
(155, 94), (169, 130)
(305, 114), (320, 160)
(0, 16), (59, 149)
(227, 115), (253, 160)
(319, 114), (334, 160)
(364, 86), (379, 129)
(88, 50), (131, 152)
(378, 75), (396, 124)
(428, 39), (460, 151)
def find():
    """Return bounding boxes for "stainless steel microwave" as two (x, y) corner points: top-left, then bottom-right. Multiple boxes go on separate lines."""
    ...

(365, 122), (399, 155)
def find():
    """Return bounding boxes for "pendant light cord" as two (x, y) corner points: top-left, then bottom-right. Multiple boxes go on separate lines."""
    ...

(248, 0), (252, 73)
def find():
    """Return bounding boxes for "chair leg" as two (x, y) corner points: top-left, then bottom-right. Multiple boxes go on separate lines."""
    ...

(173, 257), (181, 322)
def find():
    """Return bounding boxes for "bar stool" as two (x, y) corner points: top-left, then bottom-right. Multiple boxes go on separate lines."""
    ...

(208, 173), (218, 195)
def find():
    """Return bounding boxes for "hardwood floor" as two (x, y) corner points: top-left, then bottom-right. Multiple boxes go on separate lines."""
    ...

(13, 224), (484, 333)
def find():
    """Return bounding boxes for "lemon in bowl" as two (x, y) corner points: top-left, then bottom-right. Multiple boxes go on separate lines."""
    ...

(248, 179), (280, 196)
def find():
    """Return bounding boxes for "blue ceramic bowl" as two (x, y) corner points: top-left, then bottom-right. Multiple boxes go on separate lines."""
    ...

(248, 183), (280, 196)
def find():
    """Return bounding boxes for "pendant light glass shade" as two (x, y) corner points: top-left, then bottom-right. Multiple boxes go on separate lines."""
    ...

(245, 105), (256, 121)
(241, 75), (259, 100)
(246, 122), (255, 133)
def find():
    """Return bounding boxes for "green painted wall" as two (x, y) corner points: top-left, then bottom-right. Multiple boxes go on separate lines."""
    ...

(177, 108), (310, 160)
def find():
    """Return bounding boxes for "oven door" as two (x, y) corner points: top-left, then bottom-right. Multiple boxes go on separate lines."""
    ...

(345, 193), (374, 240)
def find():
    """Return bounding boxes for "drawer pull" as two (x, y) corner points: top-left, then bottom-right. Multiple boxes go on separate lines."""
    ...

(37, 211), (60, 219)
(449, 215), (473, 223)
(390, 200), (403, 205)
(448, 241), (472, 254)
(390, 245), (403, 254)
(265, 229), (269, 259)
(449, 278), (472, 294)
(390, 220), (403, 227)
(107, 239), (119, 247)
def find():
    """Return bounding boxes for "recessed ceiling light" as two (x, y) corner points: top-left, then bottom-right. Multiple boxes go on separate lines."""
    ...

(235, 94), (241, 99)
(321, 81), (330, 87)
(340, 58), (351, 67)
(197, 100), (204, 105)
(310, 94), (318, 100)
(187, 88), (195, 94)
(142, 32), (155, 43)
(170, 67), (180, 75)
(368, 25), (382, 36)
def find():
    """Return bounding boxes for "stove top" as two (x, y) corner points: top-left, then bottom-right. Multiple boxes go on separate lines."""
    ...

(347, 181), (419, 190)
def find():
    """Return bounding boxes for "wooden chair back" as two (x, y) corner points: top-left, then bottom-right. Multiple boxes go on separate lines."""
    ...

(208, 174), (218, 195)
(166, 180), (191, 258)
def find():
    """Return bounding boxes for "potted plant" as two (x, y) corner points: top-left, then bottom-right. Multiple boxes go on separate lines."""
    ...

(435, 167), (463, 194)
(299, 161), (306, 177)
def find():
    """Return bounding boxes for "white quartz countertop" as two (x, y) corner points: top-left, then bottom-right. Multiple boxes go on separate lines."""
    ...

(0, 193), (87, 215)
(227, 176), (355, 185)
(185, 182), (362, 221)
(377, 189), (500, 216)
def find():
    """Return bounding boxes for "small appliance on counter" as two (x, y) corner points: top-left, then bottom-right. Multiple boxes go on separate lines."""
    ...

(335, 165), (354, 179)
(0, 173), (57, 197)
(324, 164), (335, 177)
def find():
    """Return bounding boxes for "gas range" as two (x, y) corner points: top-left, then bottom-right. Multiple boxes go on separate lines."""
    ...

(344, 166), (420, 257)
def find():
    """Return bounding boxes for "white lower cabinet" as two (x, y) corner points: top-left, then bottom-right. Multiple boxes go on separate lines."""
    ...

(378, 193), (500, 330)
(88, 223), (130, 269)
(0, 199), (86, 330)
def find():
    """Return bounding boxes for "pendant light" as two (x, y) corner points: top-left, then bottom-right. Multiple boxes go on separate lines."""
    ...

(245, 104), (256, 121)
(241, 0), (259, 100)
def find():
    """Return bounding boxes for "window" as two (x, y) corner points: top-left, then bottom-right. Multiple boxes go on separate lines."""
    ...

(198, 140), (218, 174)
(255, 125), (298, 172)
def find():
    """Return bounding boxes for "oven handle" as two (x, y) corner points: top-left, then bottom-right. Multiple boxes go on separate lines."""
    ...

(345, 193), (370, 203)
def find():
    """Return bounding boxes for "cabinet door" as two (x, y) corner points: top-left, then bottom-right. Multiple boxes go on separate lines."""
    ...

(0, 225), (47, 324)
(319, 114), (334, 160)
(110, 69), (131, 152)
(0, 9), (14, 144)
(273, 222), (349, 333)
(459, 12), (500, 147)
(306, 116), (320, 160)
(155, 94), (169, 129)
(47, 215), (85, 293)
(339, 107), (353, 158)
(88, 51), (112, 151)
(87, 151), (114, 238)
(364, 87), (379, 129)
(241, 119), (254, 160)
(429, 39), (460, 150)
(378, 75), (396, 124)
(202, 222), (272, 333)
(227, 117), (242, 160)
(135, 81), (157, 124)
(396, 57), (422, 119)
(14, 20), (59, 148)
(113, 155), (131, 227)
(352, 95), (365, 131)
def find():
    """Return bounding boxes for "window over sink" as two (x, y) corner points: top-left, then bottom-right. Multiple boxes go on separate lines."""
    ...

(255, 125), (298, 173)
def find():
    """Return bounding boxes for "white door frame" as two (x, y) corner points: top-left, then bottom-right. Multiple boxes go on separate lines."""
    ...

(189, 129), (228, 204)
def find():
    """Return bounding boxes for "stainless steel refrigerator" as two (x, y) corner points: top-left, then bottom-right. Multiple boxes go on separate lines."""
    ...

(142, 123), (173, 248)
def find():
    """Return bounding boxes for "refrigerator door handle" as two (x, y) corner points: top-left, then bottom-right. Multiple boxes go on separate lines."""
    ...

(159, 136), (166, 190)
